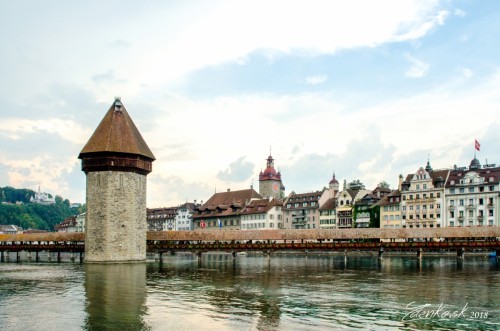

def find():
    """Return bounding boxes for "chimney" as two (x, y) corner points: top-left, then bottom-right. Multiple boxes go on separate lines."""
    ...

(398, 174), (403, 191)
(227, 188), (230, 192)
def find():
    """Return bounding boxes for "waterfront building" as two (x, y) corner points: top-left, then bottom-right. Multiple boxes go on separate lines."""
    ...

(259, 152), (285, 199)
(175, 202), (198, 231)
(336, 187), (371, 228)
(319, 198), (337, 229)
(353, 193), (381, 228)
(0, 224), (22, 234)
(400, 159), (448, 228)
(318, 173), (340, 229)
(79, 98), (155, 263)
(147, 207), (178, 231)
(377, 190), (402, 229)
(54, 213), (85, 233)
(445, 157), (499, 227)
(283, 191), (323, 229)
(193, 188), (262, 230)
(240, 197), (284, 230)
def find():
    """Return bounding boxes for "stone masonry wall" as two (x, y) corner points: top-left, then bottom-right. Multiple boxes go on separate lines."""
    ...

(85, 171), (147, 263)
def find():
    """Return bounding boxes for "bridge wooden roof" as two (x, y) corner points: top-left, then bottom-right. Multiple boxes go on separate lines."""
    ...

(3, 227), (499, 243)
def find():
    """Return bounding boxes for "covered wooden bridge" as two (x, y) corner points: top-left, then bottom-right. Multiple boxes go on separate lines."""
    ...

(1, 227), (499, 262)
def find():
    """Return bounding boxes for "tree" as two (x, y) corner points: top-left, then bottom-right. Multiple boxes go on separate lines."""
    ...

(347, 179), (365, 190)
(378, 181), (390, 189)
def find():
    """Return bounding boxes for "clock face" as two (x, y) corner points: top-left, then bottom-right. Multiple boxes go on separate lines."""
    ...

(272, 183), (279, 192)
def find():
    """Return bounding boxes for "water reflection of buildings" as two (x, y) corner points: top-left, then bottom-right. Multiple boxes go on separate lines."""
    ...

(84, 264), (148, 331)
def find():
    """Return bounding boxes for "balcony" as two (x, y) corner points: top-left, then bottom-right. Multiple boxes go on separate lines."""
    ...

(448, 205), (455, 210)
(488, 203), (495, 208)
(458, 216), (464, 221)
(466, 204), (475, 210)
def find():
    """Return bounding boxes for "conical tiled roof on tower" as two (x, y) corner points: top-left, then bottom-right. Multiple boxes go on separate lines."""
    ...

(78, 98), (155, 174)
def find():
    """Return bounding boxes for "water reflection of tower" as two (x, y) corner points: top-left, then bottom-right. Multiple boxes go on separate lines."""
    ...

(255, 260), (281, 330)
(84, 264), (148, 330)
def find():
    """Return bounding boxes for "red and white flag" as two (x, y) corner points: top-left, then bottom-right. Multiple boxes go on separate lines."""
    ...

(200, 220), (206, 229)
(475, 139), (481, 151)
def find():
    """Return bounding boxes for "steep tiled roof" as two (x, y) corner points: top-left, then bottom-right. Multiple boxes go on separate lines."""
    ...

(284, 190), (323, 210)
(193, 189), (262, 219)
(319, 198), (337, 210)
(79, 99), (155, 160)
(203, 189), (261, 207)
(446, 165), (500, 187)
(239, 198), (283, 215)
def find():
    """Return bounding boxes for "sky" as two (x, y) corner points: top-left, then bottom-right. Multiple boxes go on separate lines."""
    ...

(0, 0), (499, 208)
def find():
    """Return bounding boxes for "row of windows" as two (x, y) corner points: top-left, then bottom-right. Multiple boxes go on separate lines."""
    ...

(383, 215), (401, 221)
(449, 220), (494, 226)
(450, 197), (494, 206)
(449, 185), (495, 193)
(403, 204), (441, 211)
(319, 219), (336, 224)
(402, 214), (441, 220)
(403, 192), (441, 200)
(450, 209), (494, 218)
(289, 195), (321, 202)
(450, 177), (495, 185)
(241, 222), (280, 229)
(286, 201), (317, 208)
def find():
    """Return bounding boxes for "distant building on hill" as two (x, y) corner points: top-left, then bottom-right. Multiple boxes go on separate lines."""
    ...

(30, 186), (55, 205)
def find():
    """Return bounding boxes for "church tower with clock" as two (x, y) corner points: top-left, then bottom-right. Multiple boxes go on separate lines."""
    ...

(259, 151), (285, 199)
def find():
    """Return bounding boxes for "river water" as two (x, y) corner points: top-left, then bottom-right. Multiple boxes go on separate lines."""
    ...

(0, 254), (499, 331)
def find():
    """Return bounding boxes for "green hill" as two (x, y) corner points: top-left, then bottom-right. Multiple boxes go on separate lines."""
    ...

(0, 186), (85, 231)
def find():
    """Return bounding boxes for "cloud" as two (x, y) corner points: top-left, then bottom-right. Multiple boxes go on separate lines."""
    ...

(393, 10), (449, 41)
(0, 118), (90, 145)
(147, 174), (213, 207)
(217, 156), (255, 183)
(92, 69), (126, 84)
(405, 54), (429, 78)
(454, 9), (466, 17)
(109, 39), (132, 48)
(306, 75), (327, 85)
(457, 67), (473, 79)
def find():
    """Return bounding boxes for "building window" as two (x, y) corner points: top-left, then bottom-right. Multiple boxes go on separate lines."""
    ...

(469, 187), (474, 193)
